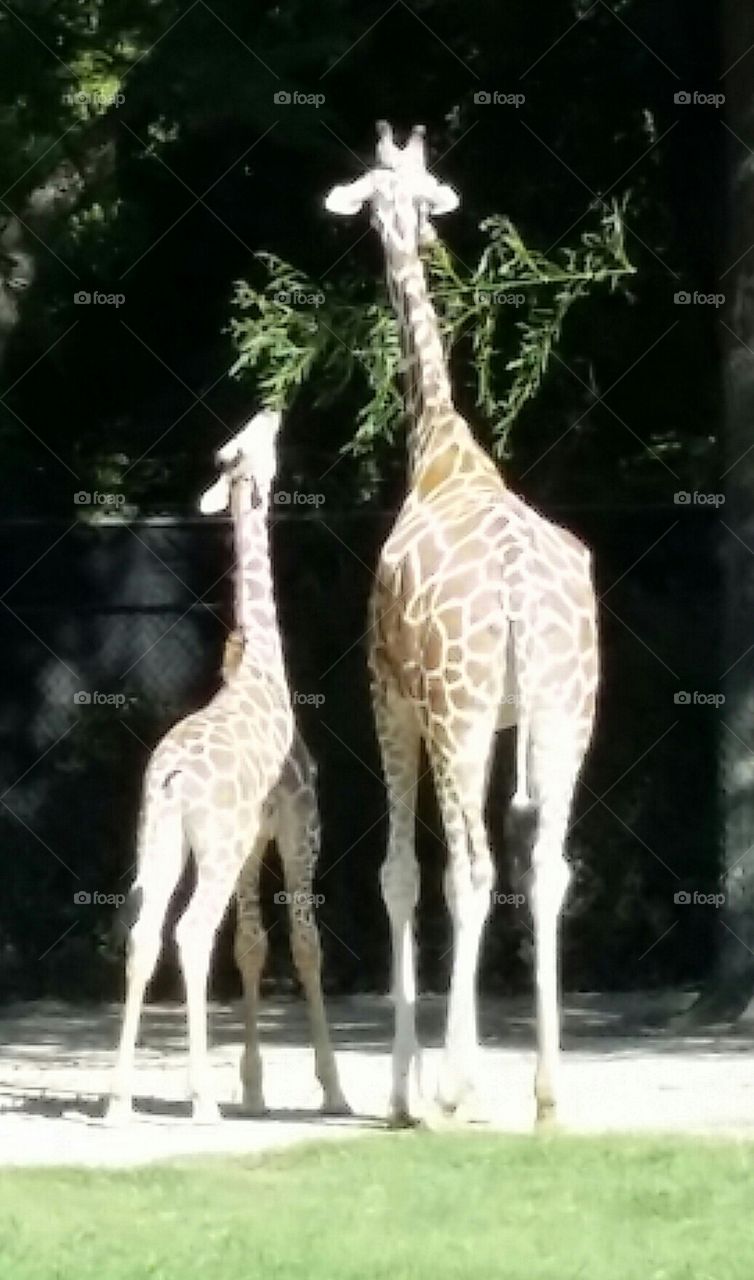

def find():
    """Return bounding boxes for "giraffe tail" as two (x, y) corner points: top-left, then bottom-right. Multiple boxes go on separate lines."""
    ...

(505, 711), (538, 889)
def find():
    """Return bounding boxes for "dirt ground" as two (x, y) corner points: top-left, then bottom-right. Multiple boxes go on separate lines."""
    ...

(1, 991), (753, 1166)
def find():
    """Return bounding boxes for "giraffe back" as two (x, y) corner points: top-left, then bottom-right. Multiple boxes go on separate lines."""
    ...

(369, 432), (597, 737)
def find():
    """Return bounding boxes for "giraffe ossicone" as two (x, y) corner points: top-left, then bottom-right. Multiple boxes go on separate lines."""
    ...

(108, 408), (347, 1123)
(325, 121), (459, 247)
(325, 123), (598, 1129)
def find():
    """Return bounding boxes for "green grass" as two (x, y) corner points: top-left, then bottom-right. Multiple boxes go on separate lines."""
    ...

(1, 1133), (753, 1279)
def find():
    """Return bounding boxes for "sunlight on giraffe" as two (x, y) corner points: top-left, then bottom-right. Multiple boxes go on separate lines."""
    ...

(326, 122), (598, 1130)
(108, 410), (347, 1123)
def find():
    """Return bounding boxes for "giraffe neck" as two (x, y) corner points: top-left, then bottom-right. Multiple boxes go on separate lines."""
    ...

(232, 493), (286, 676)
(381, 235), (454, 478)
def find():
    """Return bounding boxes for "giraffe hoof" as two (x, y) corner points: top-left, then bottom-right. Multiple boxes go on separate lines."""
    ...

(535, 1103), (560, 1135)
(448, 1095), (489, 1126)
(238, 1095), (269, 1118)
(191, 1098), (222, 1125)
(386, 1105), (421, 1129)
(435, 1081), (482, 1123)
(103, 1097), (134, 1126)
(321, 1097), (353, 1118)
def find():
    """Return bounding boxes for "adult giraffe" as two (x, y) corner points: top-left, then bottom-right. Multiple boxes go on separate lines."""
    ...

(326, 122), (598, 1128)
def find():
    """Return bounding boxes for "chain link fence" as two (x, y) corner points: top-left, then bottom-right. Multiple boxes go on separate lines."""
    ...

(0, 504), (719, 1000)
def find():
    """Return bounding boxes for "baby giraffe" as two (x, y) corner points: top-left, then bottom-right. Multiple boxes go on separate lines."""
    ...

(109, 410), (298, 1123)
(222, 629), (349, 1116)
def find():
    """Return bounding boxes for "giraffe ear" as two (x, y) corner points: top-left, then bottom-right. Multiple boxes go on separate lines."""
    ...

(325, 175), (375, 216)
(217, 408), (280, 466)
(428, 182), (459, 216)
(199, 473), (230, 514)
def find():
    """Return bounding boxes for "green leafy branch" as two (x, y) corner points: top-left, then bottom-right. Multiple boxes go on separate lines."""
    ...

(228, 201), (634, 460)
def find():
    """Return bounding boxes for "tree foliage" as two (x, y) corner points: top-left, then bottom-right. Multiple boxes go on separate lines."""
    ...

(0, 0), (719, 513)
(229, 203), (634, 469)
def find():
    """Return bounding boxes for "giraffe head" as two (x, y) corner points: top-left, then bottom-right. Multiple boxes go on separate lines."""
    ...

(325, 121), (459, 253)
(199, 409), (281, 515)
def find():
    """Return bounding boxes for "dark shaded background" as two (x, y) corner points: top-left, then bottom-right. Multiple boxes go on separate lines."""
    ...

(0, 0), (728, 1000)
(0, 501), (718, 1000)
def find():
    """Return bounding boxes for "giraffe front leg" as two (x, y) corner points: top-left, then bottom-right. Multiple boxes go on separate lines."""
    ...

(289, 915), (351, 1115)
(374, 686), (422, 1127)
(234, 843), (269, 1115)
(277, 795), (350, 1114)
(107, 802), (185, 1124)
(107, 900), (165, 1125)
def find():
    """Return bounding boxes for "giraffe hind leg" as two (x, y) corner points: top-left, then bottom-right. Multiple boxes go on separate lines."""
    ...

(107, 800), (187, 1123)
(430, 711), (497, 1120)
(374, 684), (422, 1127)
(277, 799), (350, 1115)
(527, 712), (585, 1131)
